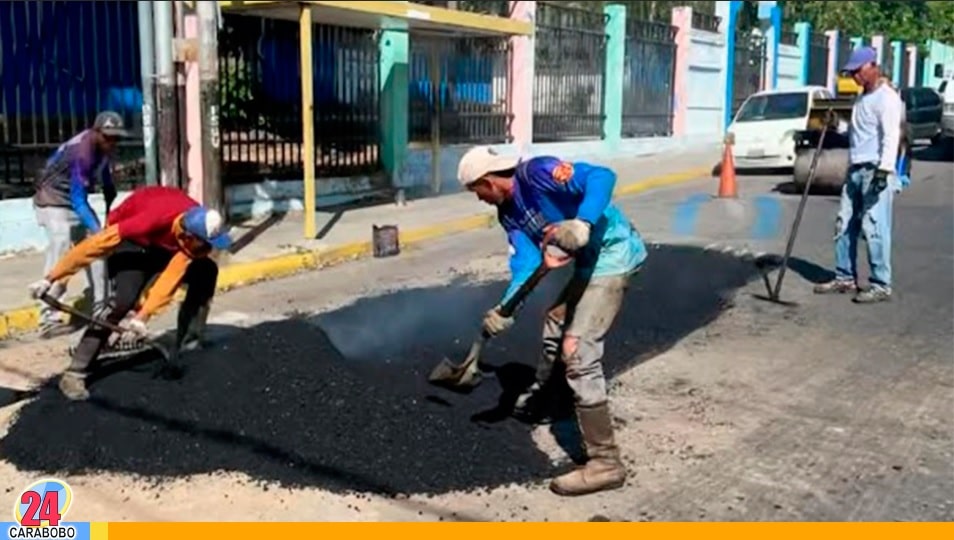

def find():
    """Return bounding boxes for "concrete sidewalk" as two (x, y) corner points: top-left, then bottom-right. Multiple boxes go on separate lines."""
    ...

(0, 148), (719, 339)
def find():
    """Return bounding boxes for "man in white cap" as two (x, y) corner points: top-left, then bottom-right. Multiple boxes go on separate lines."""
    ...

(28, 185), (232, 400)
(456, 146), (648, 496)
(814, 46), (904, 303)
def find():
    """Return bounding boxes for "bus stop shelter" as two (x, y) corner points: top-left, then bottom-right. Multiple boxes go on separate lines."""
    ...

(217, 1), (533, 239)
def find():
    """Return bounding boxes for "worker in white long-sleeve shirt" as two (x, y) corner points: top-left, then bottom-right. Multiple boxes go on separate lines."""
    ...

(814, 46), (904, 304)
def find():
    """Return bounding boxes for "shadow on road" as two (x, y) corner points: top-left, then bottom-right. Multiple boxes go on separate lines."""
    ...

(0, 244), (760, 498)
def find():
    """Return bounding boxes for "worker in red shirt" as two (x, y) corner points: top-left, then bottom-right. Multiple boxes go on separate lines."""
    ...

(28, 186), (232, 400)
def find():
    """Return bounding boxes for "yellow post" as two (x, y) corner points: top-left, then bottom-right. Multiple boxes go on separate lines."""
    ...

(299, 4), (316, 239)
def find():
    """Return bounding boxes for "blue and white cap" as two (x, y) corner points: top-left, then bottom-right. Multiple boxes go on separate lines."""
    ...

(182, 206), (232, 250)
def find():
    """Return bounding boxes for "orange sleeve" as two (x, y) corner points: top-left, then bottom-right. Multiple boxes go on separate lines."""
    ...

(135, 251), (192, 321)
(46, 225), (123, 283)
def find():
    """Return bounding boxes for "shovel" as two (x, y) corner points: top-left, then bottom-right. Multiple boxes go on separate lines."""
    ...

(39, 293), (184, 380)
(428, 230), (572, 389)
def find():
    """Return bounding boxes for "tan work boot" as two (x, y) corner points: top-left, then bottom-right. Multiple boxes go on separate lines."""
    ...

(58, 371), (90, 401)
(549, 401), (627, 496)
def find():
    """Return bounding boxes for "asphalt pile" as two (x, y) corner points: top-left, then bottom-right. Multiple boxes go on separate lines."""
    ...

(0, 244), (758, 496)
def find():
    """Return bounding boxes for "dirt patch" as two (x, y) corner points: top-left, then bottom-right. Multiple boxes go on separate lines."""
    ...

(0, 245), (759, 498)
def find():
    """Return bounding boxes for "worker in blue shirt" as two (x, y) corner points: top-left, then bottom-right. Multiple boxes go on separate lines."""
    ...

(457, 146), (648, 497)
(32, 111), (130, 338)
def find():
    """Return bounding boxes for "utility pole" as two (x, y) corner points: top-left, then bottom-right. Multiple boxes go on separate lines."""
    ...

(197, 0), (223, 214)
(137, 1), (157, 186)
(154, 2), (178, 187)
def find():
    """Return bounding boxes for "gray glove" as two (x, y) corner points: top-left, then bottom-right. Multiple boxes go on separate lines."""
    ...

(550, 219), (591, 252)
(28, 279), (53, 300)
(482, 307), (513, 337)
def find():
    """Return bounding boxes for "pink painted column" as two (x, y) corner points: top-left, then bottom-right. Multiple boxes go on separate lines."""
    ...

(871, 34), (885, 66)
(906, 44), (919, 87)
(670, 7), (692, 137)
(825, 30), (838, 94)
(184, 14), (204, 203)
(508, 1), (535, 154)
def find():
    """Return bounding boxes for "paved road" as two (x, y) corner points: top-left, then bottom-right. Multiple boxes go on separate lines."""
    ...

(0, 151), (950, 522)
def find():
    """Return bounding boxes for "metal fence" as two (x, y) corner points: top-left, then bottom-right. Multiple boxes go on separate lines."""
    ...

(218, 15), (381, 184)
(732, 33), (766, 117)
(809, 32), (830, 87)
(838, 38), (854, 77)
(0, 0), (144, 199)
(691, 11), (720, 33)
(409, 36), (511, 145)
(532, 2), (607, 142)
(622, 18), (677, 138)
(780, 29), (799, 46)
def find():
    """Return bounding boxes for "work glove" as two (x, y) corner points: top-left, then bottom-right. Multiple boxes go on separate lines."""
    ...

(119, 318), (150, 347)
(482, 307), (514, 337)
(549, 219), (591, 252)
(28, 278), (53, 300)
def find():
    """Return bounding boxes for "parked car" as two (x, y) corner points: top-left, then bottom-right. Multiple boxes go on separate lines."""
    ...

(900, 86), (943, 145)
(726, 85), (833, 170)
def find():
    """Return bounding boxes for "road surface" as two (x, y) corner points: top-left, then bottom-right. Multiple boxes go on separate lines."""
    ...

(0, 149), (951, 522)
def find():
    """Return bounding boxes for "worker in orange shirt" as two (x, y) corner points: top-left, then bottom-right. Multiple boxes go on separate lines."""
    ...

(28, 186), (232, 400)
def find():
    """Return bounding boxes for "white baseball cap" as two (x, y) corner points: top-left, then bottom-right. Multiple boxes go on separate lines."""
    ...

(457, 146), (520, 187)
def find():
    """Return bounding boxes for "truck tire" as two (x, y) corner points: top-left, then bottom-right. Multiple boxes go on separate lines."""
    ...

(793, 147), (849, 194)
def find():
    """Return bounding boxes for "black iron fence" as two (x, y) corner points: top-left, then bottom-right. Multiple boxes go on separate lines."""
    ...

(0, 0), (144, 199)
(533, 2), (607, 142)
(691, 11), (720, 33)
(780, 29), (799, 46)
(409, 36), (512, 145)
(622, 18), (677, 138)
(218, 15), (381, 184)
(838, 38), (854, 76)
(809, 32), (830, 86)
(732, 33), (766, 117)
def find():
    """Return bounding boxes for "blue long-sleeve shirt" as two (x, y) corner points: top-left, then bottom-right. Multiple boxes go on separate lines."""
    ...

(496, 156), (648, 306)
(33, 129), (113, 232)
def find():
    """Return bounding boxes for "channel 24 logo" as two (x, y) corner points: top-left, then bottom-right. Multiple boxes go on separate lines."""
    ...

(8, 479), (76, 539)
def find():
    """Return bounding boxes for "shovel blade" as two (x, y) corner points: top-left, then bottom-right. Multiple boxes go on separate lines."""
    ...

(427, 355), (483, 389)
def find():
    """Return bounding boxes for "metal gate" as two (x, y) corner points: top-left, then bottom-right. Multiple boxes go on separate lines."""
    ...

(622, 18), (677, 138)
(532, 2), (607, 142)
(732, 32), (766, 116)
(809, 33), (830, 87)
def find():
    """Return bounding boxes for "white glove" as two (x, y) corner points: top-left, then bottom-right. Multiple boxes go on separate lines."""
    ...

(550, 219), (591, 252)
(120, 318), (150, 346)
(482, 307), (514, 337)
(28, 279), (53, 300)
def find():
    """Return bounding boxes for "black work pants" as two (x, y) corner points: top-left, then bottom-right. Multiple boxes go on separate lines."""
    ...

(68, 241), (218, 374)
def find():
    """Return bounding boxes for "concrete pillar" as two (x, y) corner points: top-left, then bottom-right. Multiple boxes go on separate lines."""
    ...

(906, 44), (919, 87)
(508, 1), (535, 154)
(891, 40), (904, 86)
(602, 4), (625, 147)
(184, 14), (203, 203)
(826, 30), (839, 93)
(670, 7), (692, 137)
(759, 4), (781, 89)
(871, 34), (885, 65)
(718, 1), (742, 133)
(379, 19), (409, 188)
(795, 22), (810, 86)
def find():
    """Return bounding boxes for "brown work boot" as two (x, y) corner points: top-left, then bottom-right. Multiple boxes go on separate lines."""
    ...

(58, 371), (90, 401)
(549, 402), (627, 496)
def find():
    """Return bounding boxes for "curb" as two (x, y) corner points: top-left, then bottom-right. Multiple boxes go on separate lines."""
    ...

(0, 166), (710, 341)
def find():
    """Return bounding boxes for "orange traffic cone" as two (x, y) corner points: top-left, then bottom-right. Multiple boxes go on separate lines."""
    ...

(718, 139), (738, 198)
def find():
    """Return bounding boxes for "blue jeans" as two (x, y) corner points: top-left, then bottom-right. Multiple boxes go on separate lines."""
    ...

(833, 165), (896, 289)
